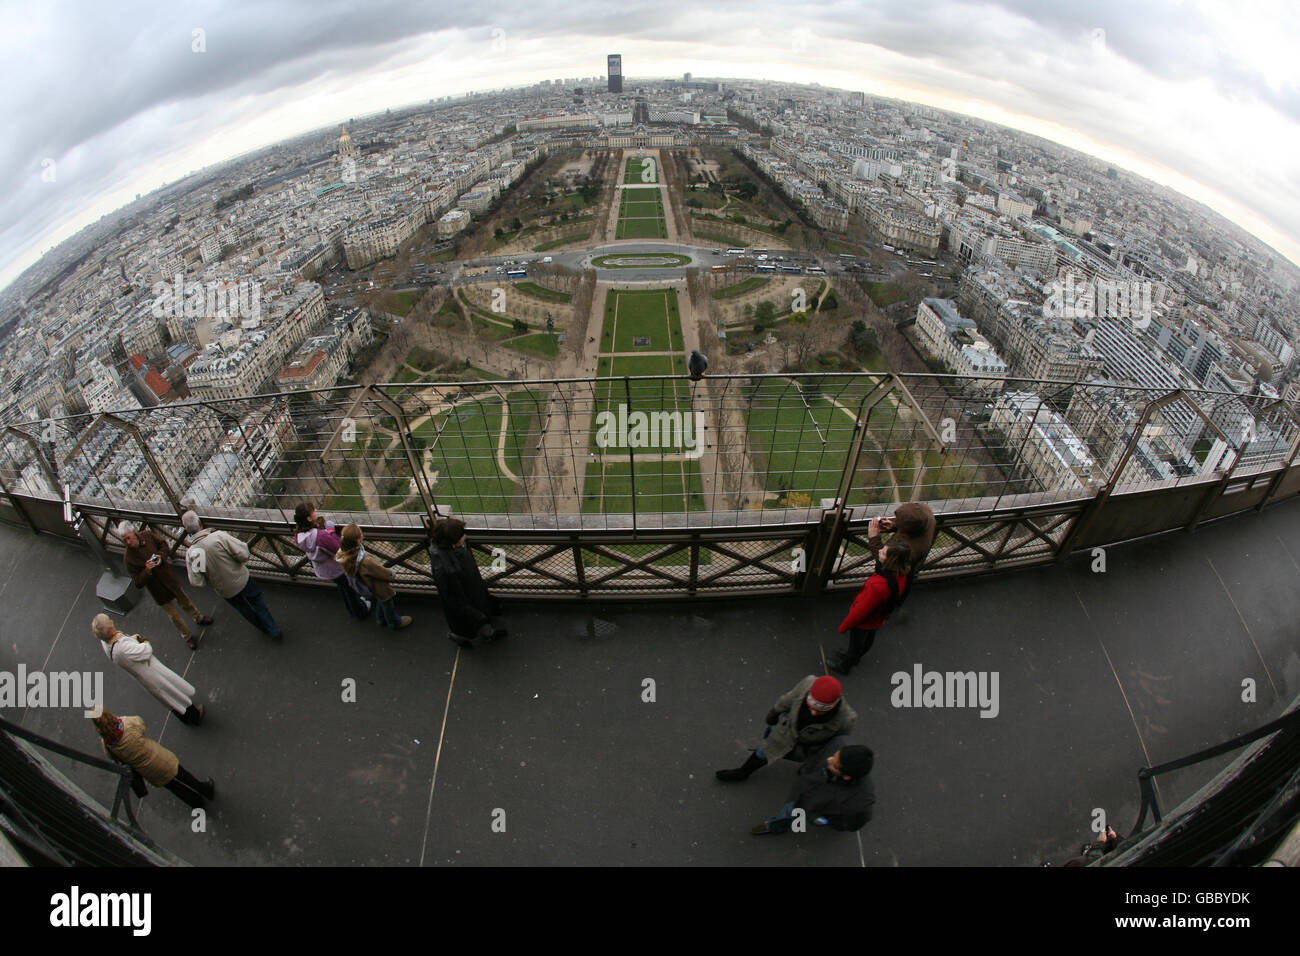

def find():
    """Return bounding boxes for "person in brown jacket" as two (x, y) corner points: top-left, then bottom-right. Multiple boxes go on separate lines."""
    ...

(336, 524), (412, 630)
(866, 502), (937, 606)
(119, 522), (212, 650)
(90, 709), (215, 808)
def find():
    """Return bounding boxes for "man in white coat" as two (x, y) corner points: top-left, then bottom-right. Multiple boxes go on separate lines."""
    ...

(92, 614), (206, 726)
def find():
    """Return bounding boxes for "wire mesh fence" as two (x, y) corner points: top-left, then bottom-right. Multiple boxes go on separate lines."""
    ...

(1, 374), (1297, 533)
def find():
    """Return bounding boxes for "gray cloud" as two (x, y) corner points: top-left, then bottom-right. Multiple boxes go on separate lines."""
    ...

(2, 0), (1299, 287)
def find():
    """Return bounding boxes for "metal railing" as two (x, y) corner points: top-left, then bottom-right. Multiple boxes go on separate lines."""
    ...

(1, 372), (1297, 599)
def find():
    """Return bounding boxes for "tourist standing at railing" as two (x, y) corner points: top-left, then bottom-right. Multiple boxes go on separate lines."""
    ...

(336, 523), (412, 630)
(716, 675), (855, 783)
(92, 613), (205, 726)
(829, 536), (913, 676)
(182, 511), (283, 641)
(119, 522), (213, 651)
(867, 503), (936, 610)
(293, 502), (369, 620)
(90, 709), (215, 809)
(429, 517), (506, 647)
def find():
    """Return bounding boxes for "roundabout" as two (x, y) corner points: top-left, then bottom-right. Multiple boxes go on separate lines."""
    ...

(591, 252), (693, 269)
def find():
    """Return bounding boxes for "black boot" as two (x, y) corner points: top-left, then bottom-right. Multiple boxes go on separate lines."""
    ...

(716, 751), (767, 782)
(828, 652), (857, 676)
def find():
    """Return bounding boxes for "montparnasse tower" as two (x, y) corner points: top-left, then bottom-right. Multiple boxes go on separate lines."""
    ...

(338, 126), (359, 162)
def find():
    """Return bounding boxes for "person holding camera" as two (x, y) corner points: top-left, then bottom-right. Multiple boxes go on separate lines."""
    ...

(119, 522), (213, 650)
(868, 501), (936, 601)
(294, 501), (369, 619)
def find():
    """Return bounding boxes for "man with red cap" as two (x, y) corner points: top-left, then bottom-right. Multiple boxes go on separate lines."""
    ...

(716, 675), (856, 782)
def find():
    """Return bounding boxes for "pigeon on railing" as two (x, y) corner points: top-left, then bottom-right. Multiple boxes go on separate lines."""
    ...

(688, 350), (708, 382)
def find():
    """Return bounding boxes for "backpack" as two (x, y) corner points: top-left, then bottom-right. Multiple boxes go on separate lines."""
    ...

(877, 571), (905, 617)
(344, 556), (374, 606)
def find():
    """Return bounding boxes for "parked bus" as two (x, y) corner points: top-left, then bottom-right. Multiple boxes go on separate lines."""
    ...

(506, 269), (527, 278)
(806, 266), (826, 275)
(755, 264), (776, 274)
(711, 265), (728, 273)
(725, 248), (745, 256)
(779, 265), (803, 274)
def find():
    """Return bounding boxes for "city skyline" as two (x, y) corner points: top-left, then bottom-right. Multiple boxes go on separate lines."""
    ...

(2, 0), (1300, 293)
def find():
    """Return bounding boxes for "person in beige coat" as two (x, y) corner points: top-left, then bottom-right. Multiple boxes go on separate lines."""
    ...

(90, 709), (214, 808)
(93, 614), (205, 726)
(182, 511), (282, 640)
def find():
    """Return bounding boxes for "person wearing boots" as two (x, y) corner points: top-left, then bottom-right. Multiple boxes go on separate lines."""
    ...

(90, 709), (215, 808)
(751, 735), (876, 835)
(429, 518), (506, 647)
(717, 675), (855, 782)
(93, 614), (205, 726)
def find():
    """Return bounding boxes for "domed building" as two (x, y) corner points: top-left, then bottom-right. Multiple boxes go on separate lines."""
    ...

(338, 126), (358, 162)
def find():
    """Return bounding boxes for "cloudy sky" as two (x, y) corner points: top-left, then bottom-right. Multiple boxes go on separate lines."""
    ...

(2, 0), (1299, 291)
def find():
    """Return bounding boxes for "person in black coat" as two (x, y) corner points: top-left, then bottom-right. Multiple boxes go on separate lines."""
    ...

(429, 518), (506, 647)
(750, 735), (876, 835)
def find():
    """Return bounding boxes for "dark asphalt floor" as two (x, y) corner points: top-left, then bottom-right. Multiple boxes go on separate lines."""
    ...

(1, 496), (1297, 866)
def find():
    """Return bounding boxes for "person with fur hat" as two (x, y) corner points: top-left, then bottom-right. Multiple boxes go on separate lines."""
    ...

(716, 675), (856, 782)
(751, 735), (876, 835)
(869, 502), (936, 597)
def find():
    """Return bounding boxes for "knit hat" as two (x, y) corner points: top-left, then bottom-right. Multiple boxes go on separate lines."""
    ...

(806, 676), (842, 713)
(838, 745), (873, 778)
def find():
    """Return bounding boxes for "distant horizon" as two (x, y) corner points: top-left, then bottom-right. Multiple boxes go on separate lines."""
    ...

(4, 70), (1293, 301)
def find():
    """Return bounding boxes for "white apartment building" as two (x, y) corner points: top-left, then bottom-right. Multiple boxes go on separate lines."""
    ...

(991, 390), (1098, 493)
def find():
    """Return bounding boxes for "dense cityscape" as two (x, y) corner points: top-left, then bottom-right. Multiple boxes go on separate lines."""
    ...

(1, 62), (1297, 514)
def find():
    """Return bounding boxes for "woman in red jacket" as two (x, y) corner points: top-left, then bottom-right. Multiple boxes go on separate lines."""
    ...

(829, 526), (912, 676)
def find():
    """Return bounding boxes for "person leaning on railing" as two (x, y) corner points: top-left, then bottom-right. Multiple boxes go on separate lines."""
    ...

(182, 511), (283, 641)
(830, 537), (913, 676)
(336, 523), (412, 630)
(90, 708), (214, 809)
(429, 518), (506, 648)
(293, 502), (369, 620)
(867, 502), (936, 605)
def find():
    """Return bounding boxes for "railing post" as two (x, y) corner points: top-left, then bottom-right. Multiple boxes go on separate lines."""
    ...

(0, 474), (40, 534)
(623, 376), (637, 532)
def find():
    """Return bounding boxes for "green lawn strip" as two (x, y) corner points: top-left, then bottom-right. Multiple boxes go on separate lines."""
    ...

(472, 316), (515, 340)
(415, 398), (516, 514)
(514, 281), (572, 303)
(862, 280), (907, 307)
(712, 277), (771, 299)
(505, 333), (560, 358)
(616, 219), (668, 239)
(580, 459), (705, 515)
(743, 378), (862, 502)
